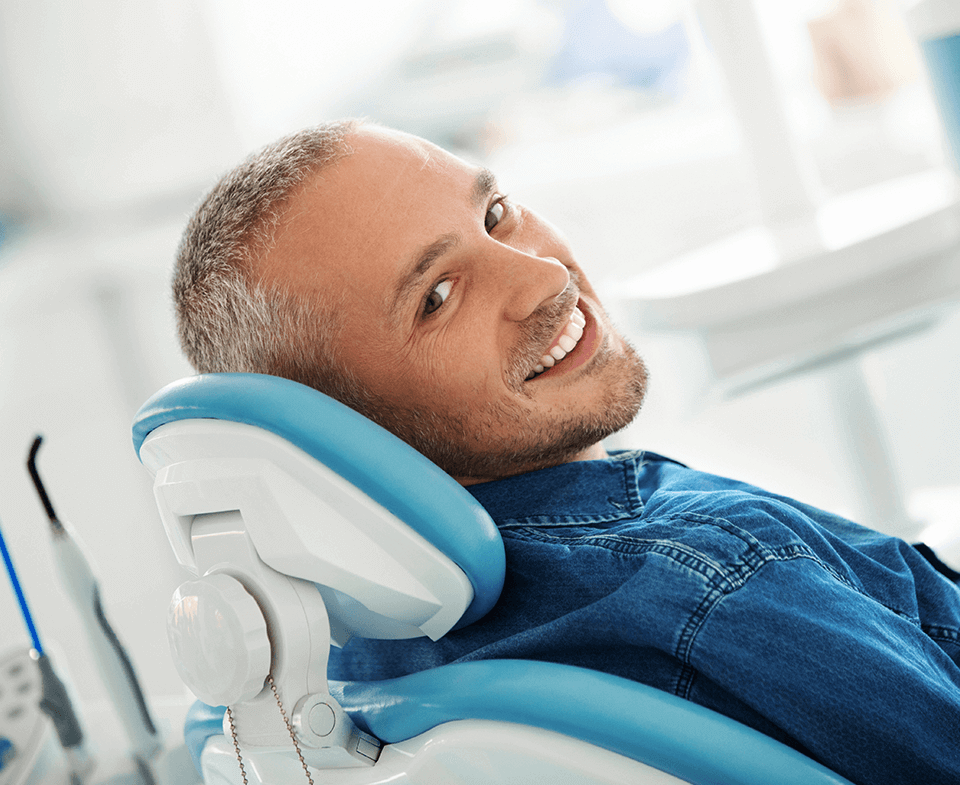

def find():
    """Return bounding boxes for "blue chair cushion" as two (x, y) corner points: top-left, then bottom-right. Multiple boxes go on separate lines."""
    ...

(132, 373), (505, 627)
(183, 700), (226, 775)
(184, 660), (853, 785)
(332, 661), (854, 785)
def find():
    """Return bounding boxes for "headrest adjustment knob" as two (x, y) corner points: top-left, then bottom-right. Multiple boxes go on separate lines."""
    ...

(168, 573), (271, 707)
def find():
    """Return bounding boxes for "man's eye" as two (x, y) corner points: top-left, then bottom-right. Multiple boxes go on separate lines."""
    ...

(424, 279), (453, 316)
(485, 200), (505, 233)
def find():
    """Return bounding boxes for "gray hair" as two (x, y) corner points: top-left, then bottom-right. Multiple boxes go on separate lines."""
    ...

(172, 119), (364, 403)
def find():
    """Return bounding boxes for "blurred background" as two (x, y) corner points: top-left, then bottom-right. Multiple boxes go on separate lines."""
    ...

(0, 0), (959, 752)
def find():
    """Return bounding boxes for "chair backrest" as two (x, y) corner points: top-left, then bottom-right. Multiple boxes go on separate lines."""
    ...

(135, 374), (856, 785)
(133, 373), (506, 640)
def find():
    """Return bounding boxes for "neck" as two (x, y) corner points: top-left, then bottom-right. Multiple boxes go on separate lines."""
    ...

(455, 442), (609, 487)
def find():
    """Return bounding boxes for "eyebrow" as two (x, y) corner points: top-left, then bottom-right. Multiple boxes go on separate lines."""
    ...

(390, 167), (499, 317)
(472, 167), (497, 208)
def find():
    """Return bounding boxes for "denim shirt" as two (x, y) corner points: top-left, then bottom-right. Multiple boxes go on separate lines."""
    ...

(330, 450), (960, 785)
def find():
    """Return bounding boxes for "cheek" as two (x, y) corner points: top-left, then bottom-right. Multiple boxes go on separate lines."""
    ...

(353, 306), (519, 407)
(419, 324), (513, 404)
(340, 318), (414, 400)
(414, 337), (481, 398)
(351, 329), (461, 404)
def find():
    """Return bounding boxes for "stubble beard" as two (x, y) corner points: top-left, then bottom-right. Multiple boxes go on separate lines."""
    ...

(364, 317), (649, 481)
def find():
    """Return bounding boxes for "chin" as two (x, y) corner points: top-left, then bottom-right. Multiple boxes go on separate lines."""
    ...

(360, 339), (648, 482)
(431, 354), (648, 481)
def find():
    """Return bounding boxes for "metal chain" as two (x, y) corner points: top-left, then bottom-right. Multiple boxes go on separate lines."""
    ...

(269, 675), (316, 785)
(225, 706), (249, 785)
(226, 677), (316, 785)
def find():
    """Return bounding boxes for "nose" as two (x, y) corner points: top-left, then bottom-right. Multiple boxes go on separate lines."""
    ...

(494, 249), (571, 322)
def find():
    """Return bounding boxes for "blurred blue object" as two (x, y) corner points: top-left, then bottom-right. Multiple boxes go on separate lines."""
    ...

(910, 1), (960, 167)
(922, 34), (960, 165)
(0, 737), (14, 770)
(552, 0), (689, 95)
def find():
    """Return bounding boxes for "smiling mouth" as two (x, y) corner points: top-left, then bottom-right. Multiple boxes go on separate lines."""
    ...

(526, 305), (586, 381)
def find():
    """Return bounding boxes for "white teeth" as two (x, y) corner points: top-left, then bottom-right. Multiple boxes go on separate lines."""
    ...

(528, 306), (587, 380)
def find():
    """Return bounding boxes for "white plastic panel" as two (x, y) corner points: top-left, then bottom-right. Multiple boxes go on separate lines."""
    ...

(141, 420), (472, 642)
(200, 720), (688, 785)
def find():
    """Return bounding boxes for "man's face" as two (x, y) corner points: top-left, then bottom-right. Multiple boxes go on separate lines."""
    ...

(263, 125), (647, 482)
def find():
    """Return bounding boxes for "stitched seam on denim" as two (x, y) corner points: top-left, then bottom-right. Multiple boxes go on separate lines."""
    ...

(675, 663), (699, 699)
(663, 510), (900, 667)
(773, 549), (924, 624)
(924, 625), (960, 643)
(504, 527), (729, 577)
(710, 547), (925, 619)
(657, 511), (916, 619)
(676, 547), (934, 694)
(493, 453), (646, 528)
(510, 512), (901, 617)
(503, 524), (746, 702)
(622, 455), (644, 517)
(510, 511), (935, 686)
(673, 545), (772, 687)
(497, 509), (637, 528)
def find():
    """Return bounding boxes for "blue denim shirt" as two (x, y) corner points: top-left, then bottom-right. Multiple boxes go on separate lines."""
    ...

(330, 450), (960, 784)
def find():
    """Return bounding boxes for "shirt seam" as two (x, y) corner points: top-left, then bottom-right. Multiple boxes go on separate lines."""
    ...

(497, 511), (636, 528)
(506, 511), (936, 700)
(495, 455), (646, 528)
(923, 625), (960, 644)
(673, 547), (941, 697)
(504, 526), (728, 577)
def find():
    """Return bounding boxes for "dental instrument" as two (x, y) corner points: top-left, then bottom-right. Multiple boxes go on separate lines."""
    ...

(27, 436), (162, 783)
(0, 513), (89, 783)
(0, 649), (62, 785)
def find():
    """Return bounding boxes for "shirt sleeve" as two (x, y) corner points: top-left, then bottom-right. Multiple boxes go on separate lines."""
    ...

(686, 547), (960, 785)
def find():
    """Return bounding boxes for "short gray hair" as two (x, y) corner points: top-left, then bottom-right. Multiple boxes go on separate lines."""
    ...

(173, 119), (363, 402)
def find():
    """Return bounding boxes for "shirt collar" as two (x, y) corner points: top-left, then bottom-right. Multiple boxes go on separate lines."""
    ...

(465, 449), (651, 528)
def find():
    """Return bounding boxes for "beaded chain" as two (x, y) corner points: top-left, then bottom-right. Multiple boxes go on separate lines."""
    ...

(226, 675), (315, 785)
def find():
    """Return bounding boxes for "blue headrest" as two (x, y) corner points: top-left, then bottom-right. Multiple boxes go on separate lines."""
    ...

(133, 373), (505, 628)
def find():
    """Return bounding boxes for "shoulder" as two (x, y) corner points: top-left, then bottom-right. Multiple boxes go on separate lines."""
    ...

(472, 449), (853, 564)
(638, 459), (849, 559)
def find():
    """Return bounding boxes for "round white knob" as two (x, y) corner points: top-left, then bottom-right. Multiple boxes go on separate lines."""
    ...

(293, 695), (342, 747)
(309, 702), (336, 737)
(167, 573), (271, 706)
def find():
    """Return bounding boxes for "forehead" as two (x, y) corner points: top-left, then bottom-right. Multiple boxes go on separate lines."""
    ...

(262, 126), (478, 304)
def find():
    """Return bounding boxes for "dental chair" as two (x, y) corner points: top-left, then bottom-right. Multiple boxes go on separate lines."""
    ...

(132, 373), (854, 785)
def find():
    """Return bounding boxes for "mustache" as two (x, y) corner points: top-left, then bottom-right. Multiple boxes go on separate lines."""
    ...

(507, 280), (579, 390)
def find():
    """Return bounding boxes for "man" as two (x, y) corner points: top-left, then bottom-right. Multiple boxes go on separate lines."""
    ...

(174, 120), (960, 784)
(175, 119), (646, 481)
